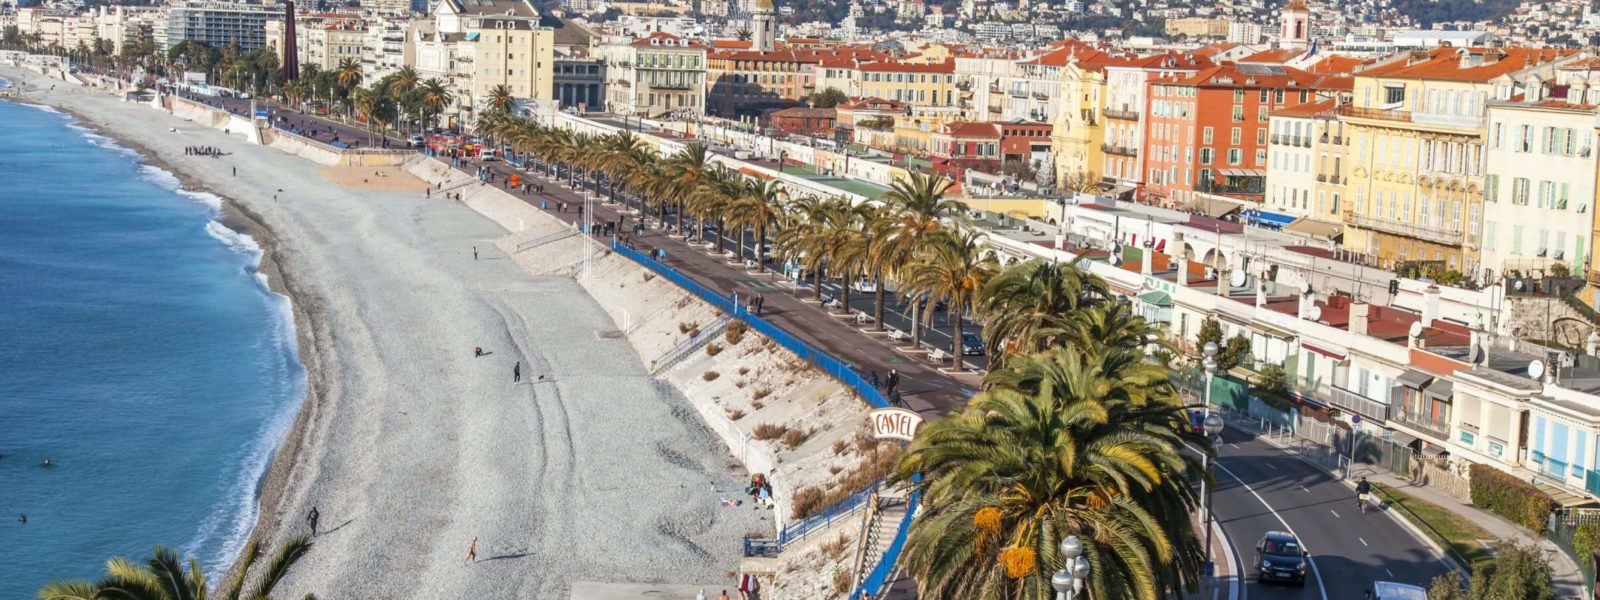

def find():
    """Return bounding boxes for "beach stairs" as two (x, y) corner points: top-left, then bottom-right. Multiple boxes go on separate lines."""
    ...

(649, 315), (731, 375)
(849, 487), (910, 597)
(515, 229), (579, 254)
(742, 479), (882, 559)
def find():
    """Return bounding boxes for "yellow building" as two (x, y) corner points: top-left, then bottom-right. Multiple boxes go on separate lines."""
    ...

(1339, 46), (1574, 272)
(466, 16), (555, 105)
(1050, 55), (1109, 189)
(857, 59), (959, 111)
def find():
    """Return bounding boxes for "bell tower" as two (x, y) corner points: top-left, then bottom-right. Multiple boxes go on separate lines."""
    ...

(1279, 0), (1310, 50)
(751, 0), (777, 52)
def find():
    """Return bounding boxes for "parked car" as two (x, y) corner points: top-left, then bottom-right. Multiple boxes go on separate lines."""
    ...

(407, 135), (424, 148)
(1368, 581), (1426, 600)
(1255, 531), (1308, 586)
(960, 332), (984, 356)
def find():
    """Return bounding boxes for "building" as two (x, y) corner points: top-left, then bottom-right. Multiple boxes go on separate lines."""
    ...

(1481, 67), (1600, 280)
(1050, 52), (1110, 188)
(466, 15), (554, 109)
(1165, 17), (1229, 39)
(1278, 0), (1310, 50)
(705, 49), (822, 117)
(597, 31), (708, 117)
(1339, 46), (1576, 274)
(767, 106), (836, 136)
(1228, 21), (1262, 45)
(553, 57), (605, 110)
(165, 1), (283, 51)
(1101, 52), (1212, 192)
(362, 15), (409, 81)
(749, 0), (776, 52)
(856, 59), (959, 111)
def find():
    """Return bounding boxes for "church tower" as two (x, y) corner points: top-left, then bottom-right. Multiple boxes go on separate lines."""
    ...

(1279, 0), (1310, 50)
(751, 0), (777, 52)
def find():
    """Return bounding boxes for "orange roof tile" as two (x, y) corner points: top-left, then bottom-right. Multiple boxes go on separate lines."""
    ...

(940, 121), (1001, 137)
(1358, 46), (1577, 82)
(1240, 48), (1302, 64)
(1306, 55), (1372, 75)
(1270, 97), (1341, 119)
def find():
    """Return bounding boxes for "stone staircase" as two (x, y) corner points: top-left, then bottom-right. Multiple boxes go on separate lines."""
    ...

(850, 489), (909, 598)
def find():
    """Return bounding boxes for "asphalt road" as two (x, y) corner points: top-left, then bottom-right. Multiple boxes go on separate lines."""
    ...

(1210, 424), (1453, 600)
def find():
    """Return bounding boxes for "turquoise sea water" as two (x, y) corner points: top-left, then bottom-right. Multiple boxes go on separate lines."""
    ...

(0, 93), (304, 596)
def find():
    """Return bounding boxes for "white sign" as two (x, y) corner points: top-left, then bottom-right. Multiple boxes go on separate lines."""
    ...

(868, 407), (923, 442)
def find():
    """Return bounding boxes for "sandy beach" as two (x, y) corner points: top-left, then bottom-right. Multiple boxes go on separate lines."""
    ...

(2, 69), (766, 597)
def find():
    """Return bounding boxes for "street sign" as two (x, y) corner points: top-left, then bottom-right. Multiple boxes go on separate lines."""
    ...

(866, 407), (923, 442)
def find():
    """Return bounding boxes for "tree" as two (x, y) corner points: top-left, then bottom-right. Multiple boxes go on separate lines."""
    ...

(895, 335), (1206, 599)
(418, 78), (453, 131)
(1034, 152), (1055, 189)
(901, 228), (999, 369)
(809, 86), (850, 108)
(1194, 317), (1250, 371)
(871, 171), (968, 344)
(1252, 364), (1293, 410)
(977, 258), (1108, 364)
(484, 83), (515, 114)
(37, 534), (314, 600)
(1427, 542), (1554, 600)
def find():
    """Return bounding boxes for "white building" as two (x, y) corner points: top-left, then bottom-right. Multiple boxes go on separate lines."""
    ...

(595, 31), (708, 117)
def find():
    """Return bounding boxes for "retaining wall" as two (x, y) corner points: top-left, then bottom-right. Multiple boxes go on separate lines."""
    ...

(262, 128), (415, 167)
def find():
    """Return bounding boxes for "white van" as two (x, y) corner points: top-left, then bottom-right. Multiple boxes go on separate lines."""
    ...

(1368, 581), (1427, 600)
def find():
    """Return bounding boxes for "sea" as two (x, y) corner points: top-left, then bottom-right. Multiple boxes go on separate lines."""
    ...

(0, 85), (305, 597)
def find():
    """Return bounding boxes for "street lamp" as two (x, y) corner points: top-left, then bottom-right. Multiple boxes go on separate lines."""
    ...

(1052, 536), (1092, 600)
(1198, 342), (1220, 569)
(1202, 412), (1224, 566)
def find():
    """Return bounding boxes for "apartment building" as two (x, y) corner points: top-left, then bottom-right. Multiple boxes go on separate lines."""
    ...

(553, 57), (605, 110)
(362, 15), (408, 80)
(1266, 98), (1349, 231)
(466, 15), (554, 107)
(94, 6), (161, 55)
(856, 59), (959, 111)
(597, 31), (708, 117)
(1050, 52), (1111, 187)
(1102, 52), (1212, 189)
(1339, 46), (1576, 274)
(704, 49), (828, 117)
(1481, 76), (1599, 280)
(165, 1), (283, 51)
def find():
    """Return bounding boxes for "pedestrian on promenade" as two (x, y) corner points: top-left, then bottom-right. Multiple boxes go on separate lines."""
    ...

(232, 166), (236, 176)
(427, 188), (432, 199)
(306, 506), (319, 536)
(869, 370), (879, 390)
(755, 294), (766, 315)
(513, 361), (521, 383)
(886, 369), (900, 395)
(465, 537), (478, 563)
(473, 246), (478, 260)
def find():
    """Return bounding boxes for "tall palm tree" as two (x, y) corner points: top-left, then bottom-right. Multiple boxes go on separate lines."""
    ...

(870, 171), (968, 342)
(334, 57), (362, 91)
(351, 87), (379, 145)
(38, 535), (315, 600)
(901, 228), (998, 369)
(895, 337), (1205, 600)
(663, 143), (716, 237)
(418, 78), (452, 132)
(686, 165), (739, 251)
(485, 84), (516, 115)
(977, 258), (1110, 364)
(726, 178), (786, 269)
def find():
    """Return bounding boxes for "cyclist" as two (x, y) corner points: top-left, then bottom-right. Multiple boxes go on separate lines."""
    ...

(1355, 477), (1372, 512)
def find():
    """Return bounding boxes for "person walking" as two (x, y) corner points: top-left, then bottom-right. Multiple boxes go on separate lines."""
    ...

(465, 536), (478, 563)
(886, 369), (900, 395)
(306, 506), (319, 536)
(513, 361), (521, 383)
(869, 370), (880, 390)
(232, 166), (237, 177)
(473, 246), (478, 260)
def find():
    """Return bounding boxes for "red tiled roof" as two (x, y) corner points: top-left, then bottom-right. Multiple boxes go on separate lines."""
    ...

(940, 121), (1001, 137)
(1240, 48), (1302, 65)
(1306, 55), (1372, 75)
(1271, 97), (1341, 119)
(838, 96), (907, 110)
(1175, 63), (1344, 90)
(711, 39), (752, 49)
(1358, 46), (1577, 82)
(1192, 43), (1240, 57)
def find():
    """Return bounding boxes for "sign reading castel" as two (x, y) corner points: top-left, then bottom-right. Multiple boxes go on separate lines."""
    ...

(867, 407), (923, 442)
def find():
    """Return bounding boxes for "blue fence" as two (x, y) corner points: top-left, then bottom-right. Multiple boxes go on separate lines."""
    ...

(744, 479), (882, 557)
(855, 487), (922, 598)
(611, 239), (890, 409)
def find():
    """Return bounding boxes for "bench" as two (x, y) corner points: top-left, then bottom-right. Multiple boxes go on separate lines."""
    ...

(854, 312), (873, 324)
(929, 348), (949, 363)
(887, 329), (907, 342)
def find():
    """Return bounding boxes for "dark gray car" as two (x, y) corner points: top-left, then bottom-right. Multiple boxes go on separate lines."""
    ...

(1255, 531), (1308, 586)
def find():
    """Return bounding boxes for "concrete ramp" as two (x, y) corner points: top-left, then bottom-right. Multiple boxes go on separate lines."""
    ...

(569, 582), (737, 599)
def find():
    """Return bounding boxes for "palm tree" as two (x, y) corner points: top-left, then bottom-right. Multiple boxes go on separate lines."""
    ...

(663, 143), (716, 237)
(485, 84), (515, 114)
(418, 78), (452, 132)
(388, 66), (421, 134)
(894, 336), (1205, 600)
(335, 57), (363, 91)
(977, 258), (1110, 364)
(38, 534), (315, 600)
(351, 87), (379, 146)
(773, 195), (841, 300)
(685, 165), (738, 251)
(869, 171), (968, 342)
(726, 178), (786, 269)
(900, 228), (998, 369)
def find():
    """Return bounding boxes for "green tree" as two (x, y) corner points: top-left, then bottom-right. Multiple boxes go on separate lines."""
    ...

(1428, 541), (1554, 600)
(1252, 364), (1293, 410)
(38, 534), (314, 600)
(901, 228), (999, 370)
(895, 329), (1206, 599)
(1195, 317), (1250, 370)
(808, 86), (849, 108)
(977, 258), (1109, 364)
(484, 83), (515, 114)
(870, 171), (968, 345)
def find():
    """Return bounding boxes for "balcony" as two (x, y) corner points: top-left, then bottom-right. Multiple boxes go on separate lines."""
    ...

(1008, 88), (1029, 98)
(1347, 213), (1465, 246)
(1271, 134), (1283, 145)
(1327, 385), (1391, 423)
(1394, 411), (1451, 442)
(1197, 176), (1264, 196)
(1338, 105), (1485, 131)
(1033, 91), (1049, 100)
(1101, 143), (1138, 157)
(1104, 108), (1140, 121)
(1296, 136), (1311, 148)
(1316, 174), (1327, 183)
(1333, 136), (1344, 145)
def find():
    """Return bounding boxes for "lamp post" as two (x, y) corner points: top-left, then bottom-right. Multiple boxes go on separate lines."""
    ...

(1202, 412), (1224, 567)
(1052, 536), (1092, 600)
(1198, 342), (1219, 567)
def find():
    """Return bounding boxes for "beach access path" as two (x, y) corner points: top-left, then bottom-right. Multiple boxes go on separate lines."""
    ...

(3, 69), (765, 597)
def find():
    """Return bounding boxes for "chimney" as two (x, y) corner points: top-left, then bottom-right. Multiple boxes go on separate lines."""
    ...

(1173, 233), (1188, 287)
(1350, 302), (1371, 336)
(1298, 287), (1313, 320)
(1421, 284), (1441, 327)
(1141, 242), (1153, 276)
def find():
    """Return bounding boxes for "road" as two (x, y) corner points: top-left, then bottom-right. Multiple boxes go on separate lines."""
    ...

(1210, 423), (1453, 600)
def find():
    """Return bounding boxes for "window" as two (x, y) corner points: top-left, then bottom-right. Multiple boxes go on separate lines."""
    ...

(1231, 127), (1242, 144)
(1228, 148), (1242, 164)
(1518, 124), (1532, 152)
(1491, 122), (1503, 149)
(1512, 177), (1531, 205)
(1232, 106), (1244, 122)
(1256, 149), (1267, 165)
(1203, 127), (1214, 144)
(1258, 106), (1269, 122)
(1485, 174), (1499, 202)
(1233, 88), (1244, 102)
(1486, 222), (1497, 250)
(1383, 85), (1405, 106)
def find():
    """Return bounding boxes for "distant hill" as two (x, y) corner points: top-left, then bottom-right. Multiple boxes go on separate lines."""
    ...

(1388, 0), (1524, 25)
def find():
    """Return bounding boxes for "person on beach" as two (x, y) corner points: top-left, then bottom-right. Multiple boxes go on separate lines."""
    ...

(474, 347), (484, 358)
(473, 246), (478, 260)
(465, 537), (478, 563)
(307, 506), (319, 536)
(513, 362), (521, 383)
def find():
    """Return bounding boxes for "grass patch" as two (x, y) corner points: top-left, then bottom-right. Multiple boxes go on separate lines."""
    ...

(1374, 483), (1494, 572)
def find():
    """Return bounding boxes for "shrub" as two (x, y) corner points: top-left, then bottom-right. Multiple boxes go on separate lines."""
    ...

(752, 387), (772, 401)
(792, 444), (902, 519)
(678, 322), (692, 334)
(725, 320), (749, 345)
(727, 409), (746, 421)
(738, 366), (750, 376)
(821, 533), (852, 560)
(706, 343), (723, 356)
(1576, 521), (1600, 561)
(752, 422), (789, 440)
(1469, 464), (1557, 533)
(830, 566), (852, 594)
(702, 370), (720, 381)
(752, 400), (765, 410)
(832, 439), (849, 455)
(781, 428), (809, 449)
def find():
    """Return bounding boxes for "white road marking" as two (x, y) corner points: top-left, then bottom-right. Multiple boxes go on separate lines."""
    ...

(1300, 485), (1310, 493)
(1265, 463), (1279, 470)
(1214, 461), (1330, 600)
(1360, 537), (1369, 547)
(1330, 510), (1341, 519)
(1386, 569), (1396, 578)
(1229, 443), (1241, 449)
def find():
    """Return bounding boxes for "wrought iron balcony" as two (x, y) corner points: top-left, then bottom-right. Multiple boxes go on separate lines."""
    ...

(1104, 108), (1140, 121)
(1101, 143), (1138, 157)
(1394, 411), (1451, 441)
(1347, 213), (1464, 245)
(1327, 385), (1391, 423)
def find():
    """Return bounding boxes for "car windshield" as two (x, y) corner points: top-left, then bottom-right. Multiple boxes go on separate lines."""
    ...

(1263, 539), (1300, 555)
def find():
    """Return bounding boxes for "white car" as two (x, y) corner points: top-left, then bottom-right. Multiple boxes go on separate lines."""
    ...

(407, 135), (424, 147)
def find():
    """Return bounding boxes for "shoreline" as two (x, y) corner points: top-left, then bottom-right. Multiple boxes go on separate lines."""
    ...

(2, 67), (775, 597)
(2, 88), (331, 587)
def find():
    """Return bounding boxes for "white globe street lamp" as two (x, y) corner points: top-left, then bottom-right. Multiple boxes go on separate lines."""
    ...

(1053, 536), (1091, 600)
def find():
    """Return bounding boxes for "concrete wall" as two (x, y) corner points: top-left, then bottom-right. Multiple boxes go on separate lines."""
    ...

(262, 128), (415, 167)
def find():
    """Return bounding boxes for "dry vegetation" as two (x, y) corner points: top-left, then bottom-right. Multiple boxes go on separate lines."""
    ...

(791, 443), (902, 519)
(752, 422), (790, 441)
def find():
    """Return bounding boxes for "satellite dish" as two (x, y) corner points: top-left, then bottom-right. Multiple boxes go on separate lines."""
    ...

(1229, 270), (1247, 288)
(1408, 322), (1425, 338)
(1467, 344), (1484, 365)
(1301, 281), (1314, 296)
(1529, 359), (1547, 381)
(1110, 254), (1123, 266)
(1560, 352), (1576, 368)
(1309, 305), (1323, 321)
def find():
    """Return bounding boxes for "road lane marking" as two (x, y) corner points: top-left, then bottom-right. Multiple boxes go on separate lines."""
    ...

(1264, 463), (1278, 470)
(1214, 461), (1329, 600)
(1360, 537), (1369, 546)
(1386, 569), (1395, 578)
(1300, 485), (1310, 493)
(1330, 510), (1341, 519)
(1228, 443), (1240, 449)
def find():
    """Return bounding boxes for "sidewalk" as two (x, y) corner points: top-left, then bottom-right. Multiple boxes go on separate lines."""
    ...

(457, 158), (981, 417)
(1235, 414), (1588, 598)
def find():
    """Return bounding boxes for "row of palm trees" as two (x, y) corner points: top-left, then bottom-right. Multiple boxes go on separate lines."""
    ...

(281, 62), (460, 145)
(474, 114), (1209, 597)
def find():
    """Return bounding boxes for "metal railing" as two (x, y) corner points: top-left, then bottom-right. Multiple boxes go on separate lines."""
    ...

(855, 487), (922, 599)
(1327, 385), (1392, 423)
(1104, 108), (1141, 121)
(1101, 143), (1138, 157)
(1393, 412), (1451, 442)
(743, 479), (880, 557)
(1347, 214), (1465, 245)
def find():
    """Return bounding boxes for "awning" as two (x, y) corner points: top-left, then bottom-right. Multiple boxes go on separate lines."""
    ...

(1387, 430), (1420, 448)
(1107, 184), (1135, 198)
(1302, 341), (1346, 359)
(1284, 218), (1343, 240)
(1218, 168), (1267, 178)
(1424, 379), (1455, 401)
(1195, 196), (1245, 218)
(1246, 210), (1297, 227)
(465, 31), (481, 41)
(1396, 369), (1434, 389)
(1136, 290), (1172, 307)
